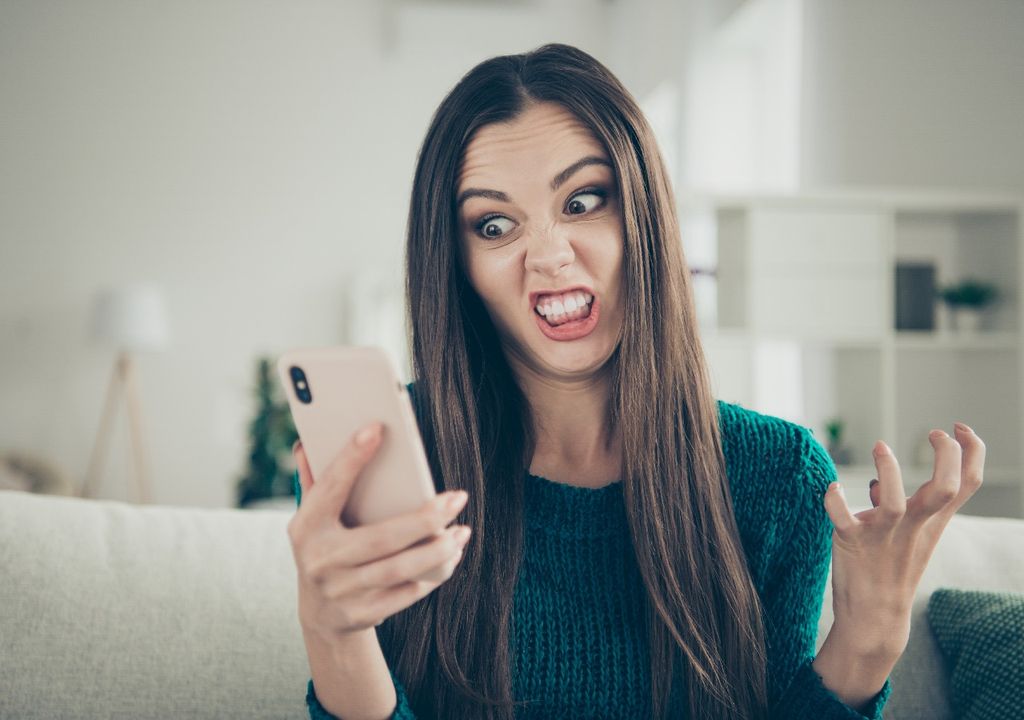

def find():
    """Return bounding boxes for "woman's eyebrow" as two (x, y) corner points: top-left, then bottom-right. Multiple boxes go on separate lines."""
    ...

(550, 155), (611, 191)
(456, 155), (611, 209)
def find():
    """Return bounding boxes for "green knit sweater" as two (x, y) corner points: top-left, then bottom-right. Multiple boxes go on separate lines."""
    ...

(295, 385), (893, 719)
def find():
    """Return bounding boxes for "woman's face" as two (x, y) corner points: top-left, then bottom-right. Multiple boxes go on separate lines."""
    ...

(455, 101), (625, 380)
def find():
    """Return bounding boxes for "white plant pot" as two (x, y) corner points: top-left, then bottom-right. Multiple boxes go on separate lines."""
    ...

(952, 307), (985, 333)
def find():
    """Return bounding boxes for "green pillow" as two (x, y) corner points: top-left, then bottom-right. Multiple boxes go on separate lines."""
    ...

(927, 588), (1024, 720)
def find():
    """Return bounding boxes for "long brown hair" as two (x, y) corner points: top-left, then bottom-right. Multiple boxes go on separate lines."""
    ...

(381, 43), (769, 719)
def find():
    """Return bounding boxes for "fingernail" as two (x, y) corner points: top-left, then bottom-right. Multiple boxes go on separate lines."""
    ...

(829, 481), (843, 493)
(955, 422), (974, 434)
(355, 422), (381, 447)
(873, 440), (891, 455)
(292, 439), (302, 454)
(929, 429), (947, 440)
(454, 526), (471, 543)
(446, 490), (469, 511)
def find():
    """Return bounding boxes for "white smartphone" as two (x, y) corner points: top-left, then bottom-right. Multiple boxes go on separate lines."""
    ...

(277, 345), (448, 582)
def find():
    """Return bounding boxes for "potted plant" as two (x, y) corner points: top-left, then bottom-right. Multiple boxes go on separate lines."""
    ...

(935, 278), (999, 333)
(824, 417), (853, 466)
(235, 357), (299, 509)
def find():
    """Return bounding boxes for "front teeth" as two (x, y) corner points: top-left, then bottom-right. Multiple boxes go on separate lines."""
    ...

(536, 291), (593, 319)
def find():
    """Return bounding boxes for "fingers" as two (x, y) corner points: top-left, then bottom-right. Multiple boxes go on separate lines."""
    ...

(952, 422), (986, 507)
(320, 523), (471, 598)
(823, 424), (987, 585)
(825, 439), (906, 539)
(343, 490), (470, 566)
(870, 440), (907, 525)
(307, 491), (469, 574)
(905, 429), (962, 528)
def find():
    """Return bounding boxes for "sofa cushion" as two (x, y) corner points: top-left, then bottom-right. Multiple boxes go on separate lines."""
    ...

(0, 490), (308, 719)
(927, 588), (1024, 720)
(4, 488), (1024, 719)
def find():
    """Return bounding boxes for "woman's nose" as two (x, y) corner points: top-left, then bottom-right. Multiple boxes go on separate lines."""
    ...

(524, 229), (575, 276)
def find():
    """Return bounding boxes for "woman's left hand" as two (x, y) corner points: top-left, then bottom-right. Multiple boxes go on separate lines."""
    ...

(822, 422), (986, 663)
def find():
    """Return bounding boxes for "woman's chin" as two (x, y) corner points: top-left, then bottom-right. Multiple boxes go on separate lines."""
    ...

(537, 339), (615, 376)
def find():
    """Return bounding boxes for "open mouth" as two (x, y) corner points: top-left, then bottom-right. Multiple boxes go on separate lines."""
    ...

(533, 290), (594, 327)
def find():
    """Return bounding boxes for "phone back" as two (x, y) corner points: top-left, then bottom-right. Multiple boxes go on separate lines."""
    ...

(276, 345), (436, 527)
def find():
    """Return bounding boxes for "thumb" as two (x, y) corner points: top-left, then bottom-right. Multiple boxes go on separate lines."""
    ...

(314, 422), (385, 523)
(823, 481), (861, 539)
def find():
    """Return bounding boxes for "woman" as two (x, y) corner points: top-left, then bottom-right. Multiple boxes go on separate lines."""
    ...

(287, 43), (986, 720)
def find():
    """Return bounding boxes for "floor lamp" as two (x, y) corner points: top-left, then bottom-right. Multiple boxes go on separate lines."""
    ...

(81, 284), (170, 503)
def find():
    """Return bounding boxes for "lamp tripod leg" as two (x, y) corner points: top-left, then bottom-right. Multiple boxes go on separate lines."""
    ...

(81, 356), (124, 499)
(123, 353), (153, 505)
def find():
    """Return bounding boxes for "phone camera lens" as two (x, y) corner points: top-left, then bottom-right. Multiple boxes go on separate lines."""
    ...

(289, 365), (313, 404)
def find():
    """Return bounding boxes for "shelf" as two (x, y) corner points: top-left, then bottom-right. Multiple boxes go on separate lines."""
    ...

(894, 331), (1019, 350)
(704, 329), (887, 348)
(836, 464), (1019, 489)
(689, 188), (1024, 518)
(894, 209), (1019, 336)
(679, 188), (1023, 213)
(704, 329), (1020, 351)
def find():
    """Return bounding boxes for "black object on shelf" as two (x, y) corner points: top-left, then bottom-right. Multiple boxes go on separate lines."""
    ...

(895, 262), (937, 331)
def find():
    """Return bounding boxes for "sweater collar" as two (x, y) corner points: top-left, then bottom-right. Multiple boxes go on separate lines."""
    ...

(523, 471), (629, 540)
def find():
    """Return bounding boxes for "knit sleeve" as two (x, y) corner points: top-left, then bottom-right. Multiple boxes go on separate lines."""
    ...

(305, 672), (418, 719)
(763, 428), (893, 720)
(294, 471), (420, 719)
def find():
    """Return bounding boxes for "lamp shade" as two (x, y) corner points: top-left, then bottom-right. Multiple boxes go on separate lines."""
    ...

(91, 284), (170, 351)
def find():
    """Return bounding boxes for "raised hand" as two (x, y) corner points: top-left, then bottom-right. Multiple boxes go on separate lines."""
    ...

(813, 422), (986, 710)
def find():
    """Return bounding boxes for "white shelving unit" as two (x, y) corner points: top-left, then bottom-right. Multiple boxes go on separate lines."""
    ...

(680, 188), (1024, 518)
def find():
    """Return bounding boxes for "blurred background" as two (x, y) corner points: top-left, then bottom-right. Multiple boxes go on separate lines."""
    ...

(1, 0), (1022, 515)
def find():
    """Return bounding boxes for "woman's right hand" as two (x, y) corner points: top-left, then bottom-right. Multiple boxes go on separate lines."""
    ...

(287, 421), (471, 643)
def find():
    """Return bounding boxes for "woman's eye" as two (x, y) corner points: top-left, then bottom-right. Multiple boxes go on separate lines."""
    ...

(566, 189), (606, 215)
(472, 188), (607, 239)
(475, 215), (516, 239)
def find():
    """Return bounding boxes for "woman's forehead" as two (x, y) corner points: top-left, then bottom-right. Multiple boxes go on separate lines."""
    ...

(457, 105), (608, 190)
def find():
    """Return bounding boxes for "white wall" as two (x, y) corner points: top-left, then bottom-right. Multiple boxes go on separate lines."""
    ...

(682, 0), (802, 192)
(606, 0), (695, 106)
(801, 0), (1024, 191)
(680, 0), (1024, 194)
(6, 0), (1019, 509)
(0, 0), (610, 508)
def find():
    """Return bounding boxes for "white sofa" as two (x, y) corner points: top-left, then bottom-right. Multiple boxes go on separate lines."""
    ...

(2, 489), (1023, 719)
